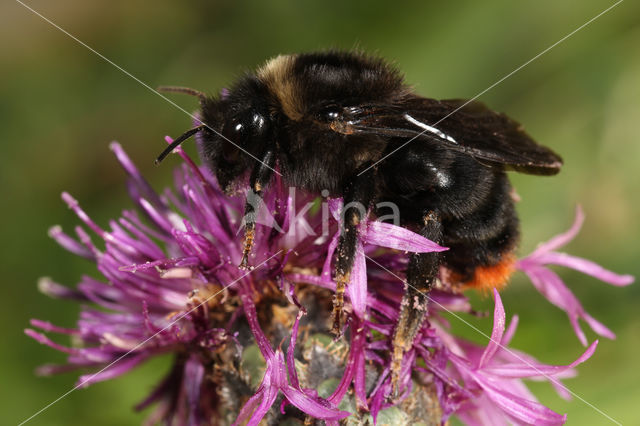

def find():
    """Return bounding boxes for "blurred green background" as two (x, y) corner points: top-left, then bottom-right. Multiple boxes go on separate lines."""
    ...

(1, 0), (638, 424)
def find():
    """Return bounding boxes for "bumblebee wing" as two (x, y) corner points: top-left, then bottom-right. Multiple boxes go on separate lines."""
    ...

(347, 97), (562, 175)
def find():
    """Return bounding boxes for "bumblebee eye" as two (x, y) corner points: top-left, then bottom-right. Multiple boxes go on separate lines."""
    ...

(230, 119), (246, 136)
(228, 112), (269, 139)
(221, 118), (247, 161)
(251, 113), (267, 135)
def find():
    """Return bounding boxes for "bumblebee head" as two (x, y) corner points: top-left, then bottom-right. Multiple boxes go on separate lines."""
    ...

(155, 81), (275, 194)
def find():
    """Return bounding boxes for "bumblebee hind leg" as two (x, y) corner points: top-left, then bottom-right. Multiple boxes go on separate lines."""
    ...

(391, 211), (442, 397)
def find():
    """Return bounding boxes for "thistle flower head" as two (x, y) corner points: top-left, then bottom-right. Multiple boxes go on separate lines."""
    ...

(28, 140), (633, 425)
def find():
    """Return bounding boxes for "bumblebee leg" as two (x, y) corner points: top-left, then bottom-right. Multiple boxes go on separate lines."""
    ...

(332, 174), (374, 337)
(391, 211), (442, 396)
(239, 150), (275, 269)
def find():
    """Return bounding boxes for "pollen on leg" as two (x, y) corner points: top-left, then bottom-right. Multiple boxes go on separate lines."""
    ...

(239, 226), (256, 269)
(331, 272), (350, 337)
(390, 340), (405, 397)
(463, 253), (516, 293)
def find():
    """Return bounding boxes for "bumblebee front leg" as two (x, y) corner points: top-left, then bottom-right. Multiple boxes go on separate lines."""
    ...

(391, 211), (442, 395)
(239, 150), (275, 269)
(332, 173), (374, 336)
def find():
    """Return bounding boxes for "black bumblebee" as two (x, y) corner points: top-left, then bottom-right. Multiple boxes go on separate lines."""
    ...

(156, 51), (562, 392)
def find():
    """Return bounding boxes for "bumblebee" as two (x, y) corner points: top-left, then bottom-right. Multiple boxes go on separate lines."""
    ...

(156, 51), (562, 393)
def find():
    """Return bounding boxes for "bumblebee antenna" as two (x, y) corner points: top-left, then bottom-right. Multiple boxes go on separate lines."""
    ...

(157, 86), (207, 106)
(155, 124), (206, 165)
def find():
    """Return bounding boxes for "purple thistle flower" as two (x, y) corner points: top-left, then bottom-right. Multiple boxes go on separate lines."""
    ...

(27, 141), (633, 425)
(232, 299), (349, 425)
(517, 206), (634, 345)
(449, 289), (597, 425)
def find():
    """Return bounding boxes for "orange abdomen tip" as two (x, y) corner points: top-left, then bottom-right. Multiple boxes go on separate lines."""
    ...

(463, 253), (517, 293)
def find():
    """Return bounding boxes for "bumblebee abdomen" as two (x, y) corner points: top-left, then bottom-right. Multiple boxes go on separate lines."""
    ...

(441, 184), (519, 288)
(379, 145), (519, 287)
(454, 253), (517, 292)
